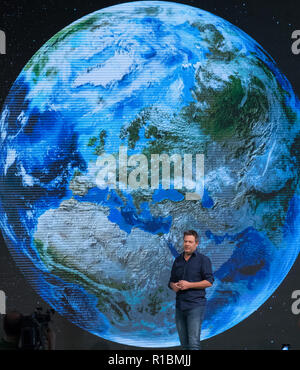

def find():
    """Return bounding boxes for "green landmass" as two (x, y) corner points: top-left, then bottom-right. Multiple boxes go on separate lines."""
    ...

(135, 6), (160, 16)
(190, 22), (236, 61)
(87, 137), (98, 147)
(182, 74), (269, 141)
(120, 108), (152, 149)
(45, 67), (58, 79)
(87, 129), (107, 155)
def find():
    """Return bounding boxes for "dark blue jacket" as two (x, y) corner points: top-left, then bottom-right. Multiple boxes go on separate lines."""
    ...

(168, 250), (214, 311)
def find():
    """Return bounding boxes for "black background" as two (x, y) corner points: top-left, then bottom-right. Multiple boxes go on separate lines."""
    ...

(0, 0), (300, 350)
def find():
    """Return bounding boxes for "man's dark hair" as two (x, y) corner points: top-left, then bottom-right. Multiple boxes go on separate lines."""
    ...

(3, 311), (22, 337)
(183, 230), (199, 243)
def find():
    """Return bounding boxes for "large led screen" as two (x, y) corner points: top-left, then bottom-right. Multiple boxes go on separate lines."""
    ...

(0, 0), (300, 349)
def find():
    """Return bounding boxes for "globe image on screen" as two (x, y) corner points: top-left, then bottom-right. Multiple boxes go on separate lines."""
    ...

(0, 1), (300, 347)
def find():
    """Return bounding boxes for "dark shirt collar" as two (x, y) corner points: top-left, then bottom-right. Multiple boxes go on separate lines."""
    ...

(181, 249), (198, 259)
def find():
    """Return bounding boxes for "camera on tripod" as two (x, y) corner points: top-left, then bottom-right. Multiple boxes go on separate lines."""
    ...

(19, 307), (54, 350)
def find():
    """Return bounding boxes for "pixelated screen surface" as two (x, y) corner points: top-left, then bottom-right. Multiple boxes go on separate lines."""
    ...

(0, 1), (299, 347)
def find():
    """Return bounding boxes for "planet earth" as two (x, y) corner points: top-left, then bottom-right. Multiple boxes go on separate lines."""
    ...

(1, 1), (300, 347)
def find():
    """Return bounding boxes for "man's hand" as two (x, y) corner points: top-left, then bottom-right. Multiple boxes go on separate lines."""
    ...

(171, 280), (212, 292)
(170, 282), (181, 293)
(177, 280), (191, 290)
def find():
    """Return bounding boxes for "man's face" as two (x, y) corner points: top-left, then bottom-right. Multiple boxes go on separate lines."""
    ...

(183, 235), (198, 255)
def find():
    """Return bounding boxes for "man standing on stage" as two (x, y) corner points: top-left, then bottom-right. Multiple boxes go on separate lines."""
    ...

(168, 230), (214, 350)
